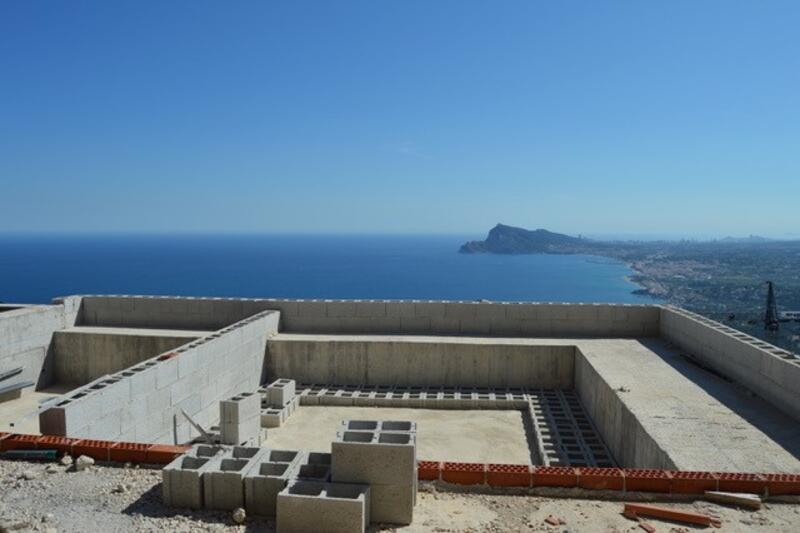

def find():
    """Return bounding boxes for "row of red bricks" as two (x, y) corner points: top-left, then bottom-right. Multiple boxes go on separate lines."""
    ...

(418, 462), (800, 496)
(4, 432), (799, 497)
(0, 432), (190, 464)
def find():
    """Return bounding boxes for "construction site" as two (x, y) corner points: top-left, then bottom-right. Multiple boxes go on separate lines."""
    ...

(2, 295), (800, 532)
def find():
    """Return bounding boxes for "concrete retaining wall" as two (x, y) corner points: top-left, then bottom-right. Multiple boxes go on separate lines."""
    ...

(52, 329), (203, 386)
(267, 337), (574, 388)
(0, 299), (80, 390)
(659, 306), (800, 422)
(40, 310), (279, 444)
(75, 295), (659, 338)
(573, 349), (675, 470)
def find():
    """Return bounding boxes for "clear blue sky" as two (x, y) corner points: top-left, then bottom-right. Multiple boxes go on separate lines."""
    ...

(1, 1), (798, 237)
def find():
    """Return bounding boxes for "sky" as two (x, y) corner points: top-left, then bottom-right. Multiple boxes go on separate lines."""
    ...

(1, 1), (799, 237)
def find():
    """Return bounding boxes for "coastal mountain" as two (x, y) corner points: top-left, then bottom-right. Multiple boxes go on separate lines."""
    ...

(459, 224), (591, 254)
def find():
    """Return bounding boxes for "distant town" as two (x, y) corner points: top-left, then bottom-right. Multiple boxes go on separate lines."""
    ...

(462, 224), (800, 353)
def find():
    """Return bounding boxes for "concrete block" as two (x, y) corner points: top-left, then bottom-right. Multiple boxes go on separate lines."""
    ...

(331, 431), (416, 486)
(162, 454), (215, 509)
(220, 391), (261, 425)
(379, 421), (416, 433)
(187, 444), (228, 458)
(267, 449), (304, 464)
(385, 301), (415, 318)
(276, 481), (370, 533)
(369, 482), (414, 525)
(244, 460), (299, 516)
(266, 378), (296, 407)
(352, 391), (374, 406)
(220, 413), (261, 445)
(261, 408), (284, 428)
(203, 449), (267, 510)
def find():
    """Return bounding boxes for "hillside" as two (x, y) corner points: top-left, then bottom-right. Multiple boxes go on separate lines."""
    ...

(459, 224), (592, 254)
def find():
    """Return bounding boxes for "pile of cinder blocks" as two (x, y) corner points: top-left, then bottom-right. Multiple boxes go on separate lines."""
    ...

(163, 444), (264, 510)
(259, 378), (300, 428)
(331, 420), (417, 525)
(219, 391), (261, 445)
(164, 419), (417, 532)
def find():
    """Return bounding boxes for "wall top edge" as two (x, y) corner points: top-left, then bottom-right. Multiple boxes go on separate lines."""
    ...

(55, 294), (661, 308)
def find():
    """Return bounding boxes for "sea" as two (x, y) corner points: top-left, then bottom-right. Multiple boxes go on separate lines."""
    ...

(0, 234), (655, 305)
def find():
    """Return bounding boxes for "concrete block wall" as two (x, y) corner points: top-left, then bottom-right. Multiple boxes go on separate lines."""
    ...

(0, 301), (79, 390)
(267, 338), (575, 388)
(52, 329), (202, 385)
(659, 306), (800, 422)
(573, 349), (675, 470)
(73, 295), (659, 338)
(39, 310), (279, 444)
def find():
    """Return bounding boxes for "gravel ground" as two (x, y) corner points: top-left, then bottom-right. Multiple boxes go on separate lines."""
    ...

(1, 458), (799, 532)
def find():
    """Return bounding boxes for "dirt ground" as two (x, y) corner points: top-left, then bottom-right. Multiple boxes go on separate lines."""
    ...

(1, 459), (799, 532)
(266, 406), (533, 464)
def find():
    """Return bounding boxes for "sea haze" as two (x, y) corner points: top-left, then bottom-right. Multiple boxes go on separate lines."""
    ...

(0, 234), (655, 305)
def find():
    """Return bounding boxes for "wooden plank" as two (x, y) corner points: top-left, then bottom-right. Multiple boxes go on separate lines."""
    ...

(705, 490), (762, 510)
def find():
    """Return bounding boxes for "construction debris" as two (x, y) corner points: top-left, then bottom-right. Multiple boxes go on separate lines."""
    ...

(623, 503), (721, 528)
(704, 490), (762, 510)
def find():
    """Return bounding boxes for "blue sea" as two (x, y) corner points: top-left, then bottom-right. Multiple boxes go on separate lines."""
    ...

(0, 234), (654, 305)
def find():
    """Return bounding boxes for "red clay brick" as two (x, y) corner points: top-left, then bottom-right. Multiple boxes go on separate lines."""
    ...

(72, 439), (115, 461)
(0, 433), (41, 452)
(531, 466), (578, 488)
(418, 460), (441, 481)
(577, 467), (624, 491)
(623, 469), (673, 493)
(486, 463), (531, 487)
(145, 444), (187, 464)
(716, 472), (767, 495)
(110, 441), (150, 463)
(441, 462), (486, 485)
(763, 473), (800, 496)
(670, 471), (719, 494)
(36, 436), (82, 455)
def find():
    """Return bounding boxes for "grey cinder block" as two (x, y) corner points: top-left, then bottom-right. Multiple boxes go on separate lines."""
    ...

(244, 452), (303, 516)
(162, 455), (215, 509)
(276, 481), (370, 533)
(331, 431), (416, 486)
(331, 429), (416, 525)
(265, 378), (296, 408)
(203, 449), (266, 510)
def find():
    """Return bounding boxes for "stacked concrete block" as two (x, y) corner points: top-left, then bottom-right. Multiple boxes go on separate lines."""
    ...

(244, 449), (303, 517)
(203, 446), (267, 510)
(265, 378), (296, 407)
(276, 481), (370, 533)
(260, 394), (299, 428)
(331, 422), (417, 525)
(220, 391), (261, 445)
